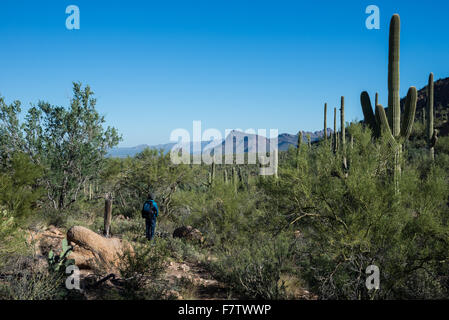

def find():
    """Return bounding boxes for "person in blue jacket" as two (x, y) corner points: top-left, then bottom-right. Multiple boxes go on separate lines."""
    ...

(141, 193), (159, 241)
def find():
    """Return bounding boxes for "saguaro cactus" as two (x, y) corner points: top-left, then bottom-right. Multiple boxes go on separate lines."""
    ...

(340, 96), (347, 169)
(104, 193), (112, 237)
(223, 167), (228, 184)
(359, 14), (417, 191)
(296, 131), (302, 169)
(324, 103), (328, 141)
(232, 166), (237, 191)
(208, 157), (216, 186)
(427, 72), (435, 161)
(333, 107), (338, 152)
(273, 148), (279, 179)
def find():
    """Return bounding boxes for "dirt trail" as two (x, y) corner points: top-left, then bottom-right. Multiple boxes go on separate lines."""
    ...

(165, 260), (229, 299)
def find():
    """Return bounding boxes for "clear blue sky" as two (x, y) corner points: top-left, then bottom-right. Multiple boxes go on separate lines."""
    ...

(0, 0), (448, 147)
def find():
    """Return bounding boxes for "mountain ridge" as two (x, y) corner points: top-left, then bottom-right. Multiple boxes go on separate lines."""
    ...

(109, 76), (449, 158)
(108, 129), (330, 158)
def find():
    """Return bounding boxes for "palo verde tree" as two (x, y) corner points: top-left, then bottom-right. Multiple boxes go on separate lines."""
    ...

(6, 82), (122, 210)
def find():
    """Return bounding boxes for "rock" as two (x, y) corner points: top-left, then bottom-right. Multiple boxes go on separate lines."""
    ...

(166, 289), (183, 300)
(173, 226), (204, 244)
(67, 226), (133, 272)
(178, 264), (190, 272)
(47, 225), (63, 236)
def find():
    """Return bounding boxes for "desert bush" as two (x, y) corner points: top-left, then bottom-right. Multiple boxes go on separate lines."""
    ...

(211, 235), (292, 300)
(261, 124), (449, 299)
(0, 255), (70, 300)
(115, 241), (170, 300)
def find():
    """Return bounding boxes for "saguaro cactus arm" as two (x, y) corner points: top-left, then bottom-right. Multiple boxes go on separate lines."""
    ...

(360, 91), (379, 136)
(324, 103), (328, 140)
(427, 73), (435, 160)
(376, 104), (396, 147)
(400, 86), (417, 141)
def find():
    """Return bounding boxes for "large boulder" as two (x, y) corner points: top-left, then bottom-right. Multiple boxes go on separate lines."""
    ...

(173, 226), (204, 244)
(67, 226), (133, 272)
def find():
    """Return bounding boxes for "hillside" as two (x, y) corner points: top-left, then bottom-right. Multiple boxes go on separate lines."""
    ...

(401, 76), (449, 135)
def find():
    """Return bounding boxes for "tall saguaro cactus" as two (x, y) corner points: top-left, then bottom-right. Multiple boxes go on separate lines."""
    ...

(232, 166), (237, 191)
(359, 14), (417, 191)
(208, 158), (216, 186)
(223, 167), (228, 184)
(296, 131), (302, 170)
(427, 72), (435, 161)
(324, 103), (328, 141)
(333, 107), (338, 153)
(340, 96), (347, 169)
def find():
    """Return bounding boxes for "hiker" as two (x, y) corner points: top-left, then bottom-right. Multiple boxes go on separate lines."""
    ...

(141, 193), (159, 241)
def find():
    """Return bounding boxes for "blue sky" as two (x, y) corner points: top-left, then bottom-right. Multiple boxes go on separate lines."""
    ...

(0, 0), (448, 146)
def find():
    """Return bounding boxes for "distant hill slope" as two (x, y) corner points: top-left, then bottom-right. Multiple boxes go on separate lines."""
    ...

(108, 129), (332, 158)
(109, 77), (449, 158)
(401, 76), (449, 135)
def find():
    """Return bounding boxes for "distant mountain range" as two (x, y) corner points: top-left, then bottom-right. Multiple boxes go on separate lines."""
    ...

(107, 129), (332, 158)
(108, 76), (449, 158)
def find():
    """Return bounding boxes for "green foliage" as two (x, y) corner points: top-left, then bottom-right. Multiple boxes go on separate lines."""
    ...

(2, 32), (449, 300)
(211, 236), (291, 300)
(262, 124), (449, 299)
(0, 269), (67, 300)
(115, 241), (170, 300)
(0, 152), (43, 220)
(47, 238), (75, 273)
(104, 148), (192, 218)
(0, 208), (28, 268)
(1, 83), (121, 211)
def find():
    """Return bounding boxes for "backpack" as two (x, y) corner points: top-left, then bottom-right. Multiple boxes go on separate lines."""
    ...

(141, 200), (157, 219)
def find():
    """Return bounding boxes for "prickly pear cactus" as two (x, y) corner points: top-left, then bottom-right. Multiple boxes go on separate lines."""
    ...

(48, 238), (75, 272)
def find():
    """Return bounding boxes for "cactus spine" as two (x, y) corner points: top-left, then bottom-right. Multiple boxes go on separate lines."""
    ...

(427, 72), (435, 161)
(359, 14), (417, 191)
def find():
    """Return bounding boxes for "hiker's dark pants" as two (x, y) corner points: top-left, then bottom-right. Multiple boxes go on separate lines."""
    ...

(145, 216), (157, 241)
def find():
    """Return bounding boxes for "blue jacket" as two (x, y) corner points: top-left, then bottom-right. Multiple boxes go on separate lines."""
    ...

(151, 200), (159, 217)
(142, 199), (159, 218)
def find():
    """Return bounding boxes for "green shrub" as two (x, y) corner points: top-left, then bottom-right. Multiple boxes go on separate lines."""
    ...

(211, 236), (291, 300)
(114, 241), (170, 300)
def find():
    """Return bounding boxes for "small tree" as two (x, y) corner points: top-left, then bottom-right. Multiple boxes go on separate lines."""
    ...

(22, 83), (121, 210)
